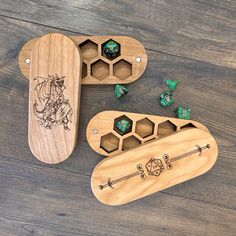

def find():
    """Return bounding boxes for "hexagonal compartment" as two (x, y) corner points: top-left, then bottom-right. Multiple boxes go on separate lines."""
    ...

(122, 135), (141, 151)
(82, 62), (87, 78)
(91, 59), (110, 80)
(114, 115), (133, 136)
(135, 118), (155, 138)
(113, 59), (132, 80)
(100, 133), (120, 153)
(79, 39), (98, 61)
(180, 123), (196, 129)
(157, 120), (177, 137)
(102, 39), (120, 60)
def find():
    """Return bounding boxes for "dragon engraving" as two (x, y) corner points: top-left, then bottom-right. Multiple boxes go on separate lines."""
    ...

(33, 74), (72, 131)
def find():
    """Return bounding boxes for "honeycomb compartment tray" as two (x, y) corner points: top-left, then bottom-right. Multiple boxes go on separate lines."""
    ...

(86, 111), (210, 157)
(19, 36), (148, 84)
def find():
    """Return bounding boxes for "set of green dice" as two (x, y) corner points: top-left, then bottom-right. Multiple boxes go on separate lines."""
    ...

(159, 79), (191, 119)
(159, 80), (179, 107)
(113, 78), (191, 120)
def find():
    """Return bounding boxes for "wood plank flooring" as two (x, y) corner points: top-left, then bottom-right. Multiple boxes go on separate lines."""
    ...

(0, 1), (235, 235)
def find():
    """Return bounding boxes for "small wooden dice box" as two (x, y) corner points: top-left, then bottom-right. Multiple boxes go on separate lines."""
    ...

(22, 33), (218, 205)
(87, 111), (218, 205)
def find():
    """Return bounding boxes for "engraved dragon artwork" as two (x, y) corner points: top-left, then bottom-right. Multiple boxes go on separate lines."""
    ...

(33, 74), (72, 131)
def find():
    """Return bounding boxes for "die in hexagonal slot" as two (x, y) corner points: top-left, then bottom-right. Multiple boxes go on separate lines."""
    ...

(114, 115), (133, 136)
(113, 59), (132, 80)
(180, 123), (196, 129)
(157, 120), (177, 137)
(79, 39), (98, 61)
(102, 39), (120, 60)
(100, 133), (120, 153)
(82, 62), (87, 78)
(91, 59), (110, 80)
(122, 135), (141, 151)
(135, 118), (155, 138)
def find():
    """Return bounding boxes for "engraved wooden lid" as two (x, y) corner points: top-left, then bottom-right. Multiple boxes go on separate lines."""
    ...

(91, 128), (218, 205)
(28, 33), (82, 164)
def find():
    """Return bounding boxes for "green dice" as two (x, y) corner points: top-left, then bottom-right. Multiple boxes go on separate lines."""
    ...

(160, 92), (175, 107)
(114, 84), (128, 98)
(177, 106), (191, 119)
(166, 79), (179, 93)
(103, 40), (120, 59)
(115, 119), (132, 134)
(159, 79), (179, 107)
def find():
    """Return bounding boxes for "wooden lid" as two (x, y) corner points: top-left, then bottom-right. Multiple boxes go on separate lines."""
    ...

(28, 33), (82, 164)
(91, 128), (218, 205)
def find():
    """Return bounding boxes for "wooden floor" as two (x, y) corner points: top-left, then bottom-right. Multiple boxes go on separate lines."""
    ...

(0, 1), (236, 235)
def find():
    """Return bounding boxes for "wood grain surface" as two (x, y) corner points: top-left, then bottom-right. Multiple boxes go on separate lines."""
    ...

(86, 110), (209, 156)
(19, 36), (148, 84)
(0, 0), (236, 235)
(28, 33), (81, 164)
(92, 128), (218, 205)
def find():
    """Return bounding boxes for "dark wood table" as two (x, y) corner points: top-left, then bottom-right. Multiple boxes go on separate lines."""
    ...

(0, 1), (235, 235)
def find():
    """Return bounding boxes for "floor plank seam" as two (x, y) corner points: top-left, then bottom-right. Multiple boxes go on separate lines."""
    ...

(0, 153), (235, 210)
(1, 13), (235, 72)
(147, 48), (236, 72)
(0, 153), (92, 177)
(161, 190), (236, 212)
(0, 13), (88, 35)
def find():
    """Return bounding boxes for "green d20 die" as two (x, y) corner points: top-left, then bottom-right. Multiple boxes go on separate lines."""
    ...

(160, 92), (175, 107)
(103, 40), (120, 58)
(114, 84), (128, 98)
(115, 119), (132, 134)
(177, 106), (191, 119)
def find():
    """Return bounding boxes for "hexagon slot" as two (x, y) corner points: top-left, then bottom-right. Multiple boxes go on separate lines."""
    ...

(82, 62), (87, 78)
(91, 59), (110, 80)
(100, 133), (120, 153)
(102, 39), (121, 60)
(122, 135), (141, 151)
(135, 118), (155, 138)
(114, 115), (133, 136)
(180, 123), (197, 129)
(79, 39), (98, 61)
(113, 59), (132, 80)
(157, 120), (177, 137)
